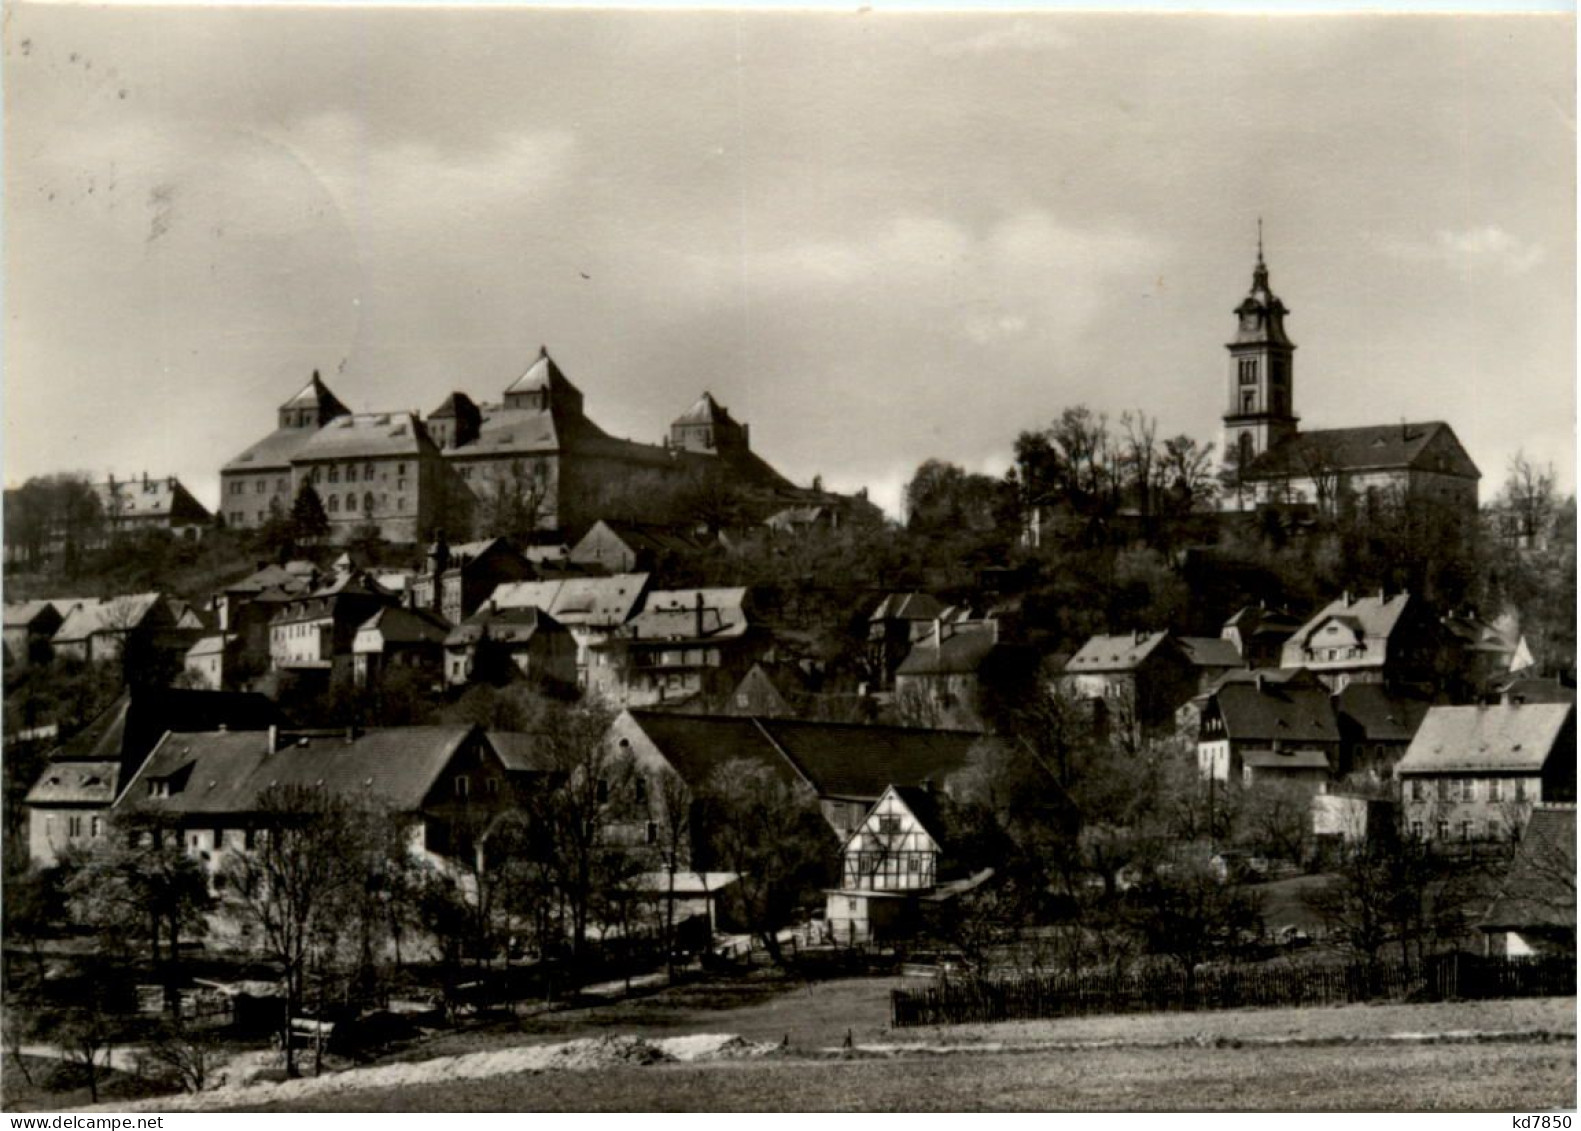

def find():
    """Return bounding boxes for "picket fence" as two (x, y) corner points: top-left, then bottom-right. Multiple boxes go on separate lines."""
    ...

(889, 953), (1575, 1028)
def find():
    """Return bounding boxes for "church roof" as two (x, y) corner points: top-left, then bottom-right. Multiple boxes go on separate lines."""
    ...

(1245, 422), (1480, 480)
(223, 426), (323, 472)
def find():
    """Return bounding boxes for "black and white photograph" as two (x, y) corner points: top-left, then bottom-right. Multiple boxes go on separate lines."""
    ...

(2, 0), (1575, 1115)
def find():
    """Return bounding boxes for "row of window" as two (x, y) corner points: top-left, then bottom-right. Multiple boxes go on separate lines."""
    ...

(229, 477), (290, 496)
(311, 462), (407, 486)
(325, 493), (404, 515)
(47, 814), (103, 839)
(1407, 777), (1531, 803)
(1409, 819), (1510, 843)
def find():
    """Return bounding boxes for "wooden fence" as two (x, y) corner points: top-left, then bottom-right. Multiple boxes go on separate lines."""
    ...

(890, 954), (1575, 1028)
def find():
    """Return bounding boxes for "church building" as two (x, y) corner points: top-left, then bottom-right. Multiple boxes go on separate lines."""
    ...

(1221, 236), (1480, 519)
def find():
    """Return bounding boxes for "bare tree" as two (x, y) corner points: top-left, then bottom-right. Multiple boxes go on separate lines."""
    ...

(1500, 451), (1557, 547)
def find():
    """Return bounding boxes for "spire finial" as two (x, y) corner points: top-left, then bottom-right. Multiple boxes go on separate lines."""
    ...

(1257, 217), (1264, 266)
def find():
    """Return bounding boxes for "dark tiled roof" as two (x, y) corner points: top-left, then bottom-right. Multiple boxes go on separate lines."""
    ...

(355, 606), (451, 648)
(1178, 636), (1245, 669)
(1480, 807), (1577, 931)
(623, 712), (798, 790)
(1242, 749), (1332, 771)
(1335, 684), (1431, 743)
(1245, 422), (1480, 480)
(445, 606), (567, 647)
(1213, 684), (1339, 744)
(896, 624), (1010, 676)
(1498, 678), (1577, 706)
(119, 726), (482, 816)
(758, 717), (985, 800)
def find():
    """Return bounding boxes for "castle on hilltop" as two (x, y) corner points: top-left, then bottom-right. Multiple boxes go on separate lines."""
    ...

(220, 348), (800, 542)
(1222, 234), (1480, 519)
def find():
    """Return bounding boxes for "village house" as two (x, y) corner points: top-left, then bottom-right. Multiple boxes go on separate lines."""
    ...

(568, 519), (709, 575)
(1332, 682), (1431, 782)
(442, 605), (577, 689)
(51, 592), (205, 670)
(588, 588), (766, 710)
(609, 709), (1001, 851)
(488, 573), (650, 687)
(1063, 630), (1201, 743)
(721, 661), (822, 719)
(23, 688), (285, 866)
(895, 616), (1035, 732)
(1395, 702), (1576, 843)
(3, 600), (65, 669)
(114, 725), (518, 877)
(184, 633), (244, 691)
(1219, 603), (1303, 669)
(866, 592), (946, 690)
(95, 473), (214, 541)
(268, 569), (401, 681)
(825, 784), (989, 946)
(1279, 590), (1444, 693)
(1477, 805), (1576, 958)
(409, 536), (534, 625)
(351, 606), (452, 688)
(1441, 610), (1533, 694)
(1197, 676), (1341, 788)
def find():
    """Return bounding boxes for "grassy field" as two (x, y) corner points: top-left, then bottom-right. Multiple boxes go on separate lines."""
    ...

(220, 982), (1575, 1113)
(237, 1040), (1575, 1112)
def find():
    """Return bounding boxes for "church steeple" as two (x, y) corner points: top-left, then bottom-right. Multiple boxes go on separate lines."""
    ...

(1223, 226), (1298, 472)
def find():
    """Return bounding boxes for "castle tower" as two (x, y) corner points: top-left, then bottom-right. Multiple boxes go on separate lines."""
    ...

(1223, 226), (1298, 473)
(277, 370), (349, 431)
(669, 392), (750, 455)
(503, 345), (585, 418)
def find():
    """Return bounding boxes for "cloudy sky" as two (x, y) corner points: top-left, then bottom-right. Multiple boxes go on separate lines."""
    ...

(5, 6), (1574, 517)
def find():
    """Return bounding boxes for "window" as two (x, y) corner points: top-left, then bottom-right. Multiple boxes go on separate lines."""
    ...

(397, 463), (406, 476)
(255, 479), (266, 494)
(1410, 779), (1425, 802)
(847, 898), (858, 913)
(398, 479), (408, 492)
(1410, 821), (1424, 840)
(213, 827), (225, 849)
(907, 855), (920, 873)
(329, 465), (340, 483)
(461, 467), (473, 481)
(245, 828), (257, 850)
(329, 496), (340, 513)
(1241, 391), (1256, 413)
(365, 462), (376, 480)
(278, 478), (288, 493)
(877, 815), (902, 836)
(1239, 357), (1257, 385)
(364, 493), (375, 515)
(454, 775), (471, 798)
(90, 816), (102, 838)
(1515, 779), (1529, 802)
(634, 778), (647, 805)
(596, 779), (610, 805)
(646, 822), (658, 846)
(1460, 821), (1474, 843)
(1436, 820), (1449, 841)
(230, 481), (243, 495)
(485, 778), (500, 796)
(1464, 779), (1478, 802)
(1437, 778), (1450, 802)
(69, 816), (83, 837)
(346, 493), (358, 513)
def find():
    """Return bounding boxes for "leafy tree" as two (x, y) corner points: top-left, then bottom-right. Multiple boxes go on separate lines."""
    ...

(1127, 849), (1264, 985)
(904, 459), (1015, 537)
(649, 764), (695, 980)
(65, 813), (214, 1009)
(697, 758), (833, 964)
(289, 482), (331, 547)
(221, 784), (363, 1077)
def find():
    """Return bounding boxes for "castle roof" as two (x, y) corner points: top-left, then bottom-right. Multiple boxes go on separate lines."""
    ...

(223, 427), (323, 472)
(292, 412), (433, 462)
(280, 371), (349, 416)
(504, 347), (581, 399)
(673, 392), (738, 427)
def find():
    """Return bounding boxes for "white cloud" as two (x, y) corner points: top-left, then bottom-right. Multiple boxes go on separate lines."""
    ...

(1386, 225), (1547, 276)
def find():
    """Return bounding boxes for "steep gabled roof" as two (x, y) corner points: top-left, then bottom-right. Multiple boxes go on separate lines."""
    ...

(1282, 592), (1414, 667)
(1178, 636), (1245, 670)
(1065, 631), (1173, 674)
(1245, 422), (1480, 481)
(353, 606), (451, 649)
(672, 391), (737, 427)
(896, 623), (1016, 678)
(1396, 703), (1574, 775)
(1480, 806), (1577, 932)
(504, 347), (582, 400)
(53, 593), (166, 642)
(489, 574), (650, 627)
(26, 761), (120, 807)
(4, 600), (62, 631)
(622, 588), (750, 643)
(119, 726), (484, 817)
(1212, 683), (1339, 744)
(759, 718), (986, 800)
(280, 371), (349, 416)
(621, 711), (800, 790)
(1334, 683), (1431, 743)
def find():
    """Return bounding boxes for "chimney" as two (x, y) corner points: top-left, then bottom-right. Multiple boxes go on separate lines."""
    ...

(267, 725), (279, 755)
(695, 591), (705, 639)
(1343, 590), (1353, 607)
(1377, 587), (1386, 602)
(142, 471), (149, 488)
(1255, 672), (1265, 693)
